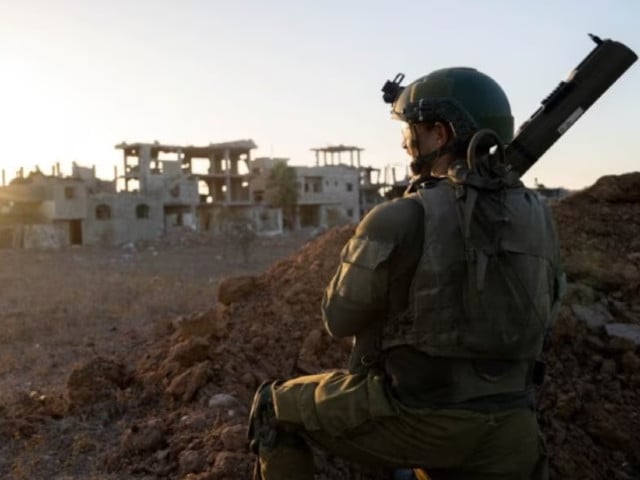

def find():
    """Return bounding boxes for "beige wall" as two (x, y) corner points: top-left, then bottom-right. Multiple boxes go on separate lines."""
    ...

(160, 177), (199, 206)
(295, 165), (360, 223)
(51, 182), (87, 219)
(84, 193), (164, 245)
(21, 224), (68, 249)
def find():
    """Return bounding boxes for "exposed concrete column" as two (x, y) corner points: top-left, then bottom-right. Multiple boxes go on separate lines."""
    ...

(139, 145), (151, 193)
(224, 148), (231, 203)
(315, 150), (319, 166)
(350, 150), (354, 167)
(277, 209), (284, 233)
(1, 169), (5, 186)
(176, 149), (183, 174)
(294, 205), (301, 230)
(323, 151), (327, 166)
(357, 150), (361, 168)
(320, 205), (328, 229)
(123, 150), (128, 192)
(243, 151), (251, 173)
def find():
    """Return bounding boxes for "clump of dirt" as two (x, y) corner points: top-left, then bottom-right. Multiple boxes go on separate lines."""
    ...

(2, 173), (640, 479)
(66, 357), (133, 412)
(551, 172), (640, 297)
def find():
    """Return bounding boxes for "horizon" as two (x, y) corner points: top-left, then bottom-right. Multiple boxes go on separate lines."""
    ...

(2, 1), (639, 190)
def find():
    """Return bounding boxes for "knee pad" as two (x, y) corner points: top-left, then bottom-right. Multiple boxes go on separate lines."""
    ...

(248, 381), (306, 454)
(248, 381), (277, 453)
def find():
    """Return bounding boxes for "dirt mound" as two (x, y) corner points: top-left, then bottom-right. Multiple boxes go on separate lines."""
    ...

(564, 172), (640, 204)
(538, 173), (640, 479)
(552, 171), (640, 296)
(66, 357), (133, 411)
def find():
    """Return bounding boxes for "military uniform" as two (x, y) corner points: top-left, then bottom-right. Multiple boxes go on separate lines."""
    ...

(253, 178), (564, 479)
(250, 68), (565, 480)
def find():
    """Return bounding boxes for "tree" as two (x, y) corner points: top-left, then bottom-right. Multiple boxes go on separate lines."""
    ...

(265, 162), (299, 230)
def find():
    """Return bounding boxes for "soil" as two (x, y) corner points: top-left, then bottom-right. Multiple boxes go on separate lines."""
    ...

(1, 173), (640, 479)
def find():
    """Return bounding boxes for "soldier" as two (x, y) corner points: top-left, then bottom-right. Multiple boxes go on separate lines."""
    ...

(248, 68), (565, 479)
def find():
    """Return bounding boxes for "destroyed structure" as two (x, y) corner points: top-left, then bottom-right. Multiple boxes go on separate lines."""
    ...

(310, 145), (395, 219)
(0, 141), (390, 248)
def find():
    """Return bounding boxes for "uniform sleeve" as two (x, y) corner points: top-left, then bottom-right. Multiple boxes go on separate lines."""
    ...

(321, 197), (423, 338)
(321, 236), (394, 337)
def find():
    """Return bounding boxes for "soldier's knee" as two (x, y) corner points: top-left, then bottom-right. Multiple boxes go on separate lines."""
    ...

(248, 381), (307, 454)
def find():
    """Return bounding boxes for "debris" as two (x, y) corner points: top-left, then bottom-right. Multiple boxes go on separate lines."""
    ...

(220, 424), (247, 451)
(66, 357), (131, 411)
(166, 361), (213, 403)
(217, 275), (259, 306)
(605, 323), (640, 349)
(179, 449), (206, 475)
(571, 303), (613, 330)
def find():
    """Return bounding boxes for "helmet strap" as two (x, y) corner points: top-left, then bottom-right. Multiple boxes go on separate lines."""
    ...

(410, 143), (456, 176)
(410, 149), (439, 176)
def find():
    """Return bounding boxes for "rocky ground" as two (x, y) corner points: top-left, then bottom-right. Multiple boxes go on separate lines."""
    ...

(539, 173), (640, 479)
(1, 173), (640, 479)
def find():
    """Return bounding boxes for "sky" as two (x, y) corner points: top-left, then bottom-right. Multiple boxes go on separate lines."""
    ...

(1, 0), (638, 190)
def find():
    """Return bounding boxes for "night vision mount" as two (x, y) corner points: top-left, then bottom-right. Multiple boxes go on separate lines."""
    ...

(382, 73), (405, 104)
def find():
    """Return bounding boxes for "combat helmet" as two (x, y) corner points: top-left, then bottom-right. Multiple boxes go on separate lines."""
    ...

(382, 68), (514, 145)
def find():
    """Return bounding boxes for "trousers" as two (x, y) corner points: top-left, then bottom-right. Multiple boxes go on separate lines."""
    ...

(257, 371), (548, 480)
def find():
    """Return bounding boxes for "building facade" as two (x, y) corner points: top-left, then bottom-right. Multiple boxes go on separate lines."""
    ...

(0, 142), (388, 248)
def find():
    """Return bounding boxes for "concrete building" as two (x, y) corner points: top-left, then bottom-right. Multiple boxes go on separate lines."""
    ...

(0, 139), (285, 248)
(114, 140), (283, 236)
(296, 164), (361, 228)
(305, 145), (387, 225)
(0, 163), (167, 248)
(0, 141), (389, 249)
(250, 156), (360, 230)
(252, 145), (388, 230)
(0, 168), (88, 248)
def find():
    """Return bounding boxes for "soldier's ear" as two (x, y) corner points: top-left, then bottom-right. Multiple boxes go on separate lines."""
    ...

(433, 122), (450, 147)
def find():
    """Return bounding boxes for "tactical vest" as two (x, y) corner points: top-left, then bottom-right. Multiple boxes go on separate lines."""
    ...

(382, 176), (556, 363)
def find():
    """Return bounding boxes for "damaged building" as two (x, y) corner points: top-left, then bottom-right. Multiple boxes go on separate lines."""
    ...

(0, 141), (389, 249)
(251, 145), (390, 230)
(0, 166), (88, 249)
(117, 140), (284, 237)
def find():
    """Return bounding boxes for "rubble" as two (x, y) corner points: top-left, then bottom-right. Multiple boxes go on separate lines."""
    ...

(66, 357), (132, 411)
(605, 323), (640, 349)
(571, 303), (613, 330)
